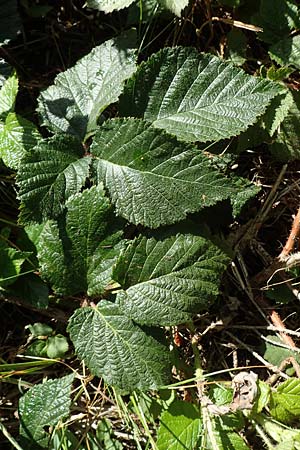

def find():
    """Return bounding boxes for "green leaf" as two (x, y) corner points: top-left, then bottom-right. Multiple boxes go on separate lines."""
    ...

(37, 220), (75, 295)
(158, 0), (189, 16)
(64, 186), (124, 296)
(266, 65), (294, 82)
(0, 113), (41, 169)
(262, 90), (294, 137)
(91, 118), (249, 228)
(46, 335), (69, 358)
(230, 176), (260, 218)
(86, 0), (188, 16)
(96, 419), (123, 450)
(0, 247), (29, 287)
(270, 378), (300, 424)
(209, 385), (233, 406)
(0, 59), (12, 82)
(256, 380), (271, 414)
(114, 230), (229, 326)
(27, 323), (53, 337)
(269, 91), (300, 161)
(269, 35), (300, 70)
(37, 185), (124, 296)
(25, 339), (48, 358)
(50, 429), (84, 450)
(0, 228), (31, 287)
(127, 0), (161, 24)
(256, 414), (300, 449)
(9, 273), (49, 309)
(252, 0), (300, 45)
(235, 121), (270, 154)
(17, 134), (91, 224)
(0, 71), (18, 118)
(85, 0), (135, 12)
(68, 301), (171, 391)
(225, 29), (247, 66)
(156, 400), (202, 450)
(212, 420), (250, 450)
(19, 374), (74, 449)
(38, 34), (136, 141)
(263, 335), (300, 373)
(0, 0), (21, 45)
(120, 47), (283, 143)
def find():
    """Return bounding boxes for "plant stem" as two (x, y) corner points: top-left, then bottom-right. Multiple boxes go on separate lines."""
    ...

(131, 392), (158, 450)
(279, 206), (300, 260)
(252, 421), (275, 450)
(0, 422), (24, 450)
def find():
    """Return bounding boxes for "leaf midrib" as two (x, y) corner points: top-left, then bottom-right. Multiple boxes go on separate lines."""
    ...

(93, 307), (163, 384)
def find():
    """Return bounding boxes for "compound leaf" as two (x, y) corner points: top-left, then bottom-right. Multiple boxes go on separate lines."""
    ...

(91, 118), (248, 228)
(37, 185), (124, 296)
(38, 34), (136, 141)
(0, 113), (40, 169)
(270, 378), (300, 424)
(120, 47), (283, 143)
(68, 301), (171, 391)
(19, 373), (74, 449)
(156, 401), (202, 450)
(114, 230), (229, 326)
(17, 134), (91, 224)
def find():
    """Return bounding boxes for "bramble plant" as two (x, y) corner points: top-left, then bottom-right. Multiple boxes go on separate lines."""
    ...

(1, 0), (300, 449)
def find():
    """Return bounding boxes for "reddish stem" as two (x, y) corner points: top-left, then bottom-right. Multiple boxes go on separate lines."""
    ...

(279, 206), (300, 260)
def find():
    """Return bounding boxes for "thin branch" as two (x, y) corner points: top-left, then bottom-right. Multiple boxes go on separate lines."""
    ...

(225, 331), (289, 379)
(279, 206), (300, 260)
